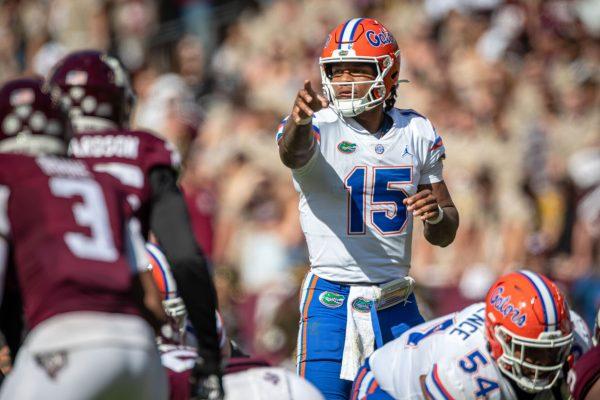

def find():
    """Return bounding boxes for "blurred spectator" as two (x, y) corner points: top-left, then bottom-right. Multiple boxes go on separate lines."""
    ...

(134, 72), (201, 158)
(180, 142), (217, 258)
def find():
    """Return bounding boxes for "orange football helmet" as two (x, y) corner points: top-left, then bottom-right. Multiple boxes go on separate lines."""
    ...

(485, 270), (573, 393)
(320, 18), (400, 117)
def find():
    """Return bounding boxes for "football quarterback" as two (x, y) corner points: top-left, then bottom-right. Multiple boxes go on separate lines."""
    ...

(277, 18), (459, 398)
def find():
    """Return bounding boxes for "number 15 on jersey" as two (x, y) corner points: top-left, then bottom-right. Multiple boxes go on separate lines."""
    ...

(344, 166), (412, 236)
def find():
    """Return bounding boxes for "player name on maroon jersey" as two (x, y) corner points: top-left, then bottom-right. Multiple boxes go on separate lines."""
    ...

(69, 134), (140, 159)
(36, 156), (91, 178)
(69, 129), (178, 237)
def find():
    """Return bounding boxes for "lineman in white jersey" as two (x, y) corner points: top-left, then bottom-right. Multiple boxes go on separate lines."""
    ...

(352, 270), (592, 400)
(277, 18), (459, 399)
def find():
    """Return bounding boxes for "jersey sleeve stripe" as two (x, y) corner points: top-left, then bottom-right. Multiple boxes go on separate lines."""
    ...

(367, 377), (380, 393)
(358, 372), (375, 399)
(430, 136), (444, 151)
(146, 243), (175, 297)
(275, 117), (321, 144)
(275, 117), (289, 143)
(312, 128), (321, 143)
(432, 364), (455, 400)
(351, 366), (369, 400)
(424, 381), (439, 400)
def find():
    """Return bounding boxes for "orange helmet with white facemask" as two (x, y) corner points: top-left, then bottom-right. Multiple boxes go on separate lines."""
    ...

(320, 18), (400, 117)
(485, 270), (573, 393)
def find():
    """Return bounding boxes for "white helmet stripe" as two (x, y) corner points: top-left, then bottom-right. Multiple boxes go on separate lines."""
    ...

(340, 18), (363, 50)
(519, 270), (558, 331)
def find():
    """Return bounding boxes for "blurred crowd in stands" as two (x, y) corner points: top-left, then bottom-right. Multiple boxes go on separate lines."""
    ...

(1, 0), (598, 366)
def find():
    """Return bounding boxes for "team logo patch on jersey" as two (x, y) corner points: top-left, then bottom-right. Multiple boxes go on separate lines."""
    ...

(352, 297), (372, 313)
(337, 141), (357, 153)
(319, 291), (345, 308)
(375, 144), (385, 154)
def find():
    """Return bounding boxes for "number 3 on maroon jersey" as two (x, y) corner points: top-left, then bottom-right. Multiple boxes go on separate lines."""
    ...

(49, 177), (118, 262)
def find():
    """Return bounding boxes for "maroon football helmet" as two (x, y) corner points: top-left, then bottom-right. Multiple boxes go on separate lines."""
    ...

(47, 50), (134, 129)
(0, 78), (72, 155)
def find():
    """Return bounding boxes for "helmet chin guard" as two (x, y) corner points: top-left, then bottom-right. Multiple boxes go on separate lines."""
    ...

(493, 325), (572, 392)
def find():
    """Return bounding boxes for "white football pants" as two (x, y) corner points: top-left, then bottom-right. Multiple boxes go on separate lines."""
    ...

(0, 311), (168, 400)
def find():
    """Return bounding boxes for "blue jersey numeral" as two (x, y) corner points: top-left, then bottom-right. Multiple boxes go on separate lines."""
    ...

(344, 166), (411, 235)
(475, 377), (499, 397)
(459, 350), (488, 373)
(345, 167), (367, 234)
(458, 350), (500, 397)
(406, 318), (453, 346)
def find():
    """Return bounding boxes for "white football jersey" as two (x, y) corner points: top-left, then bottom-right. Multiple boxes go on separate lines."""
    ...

(368, 303), (592, 400)
(277, 107), (445, 283)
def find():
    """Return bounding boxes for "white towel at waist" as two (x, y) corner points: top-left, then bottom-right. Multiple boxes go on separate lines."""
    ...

(340, 285), (379, 381)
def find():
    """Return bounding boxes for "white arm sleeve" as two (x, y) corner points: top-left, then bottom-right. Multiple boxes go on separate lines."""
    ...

(125, 217), (149, 272)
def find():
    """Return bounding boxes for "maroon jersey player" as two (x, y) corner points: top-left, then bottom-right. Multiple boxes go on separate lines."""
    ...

(0, 79), (167, 400)
(47, 50), (222, 396)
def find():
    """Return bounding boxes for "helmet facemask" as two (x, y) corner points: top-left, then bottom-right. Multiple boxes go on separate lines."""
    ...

(319, 52), (397, 117)
(493, 325), (573, 393)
